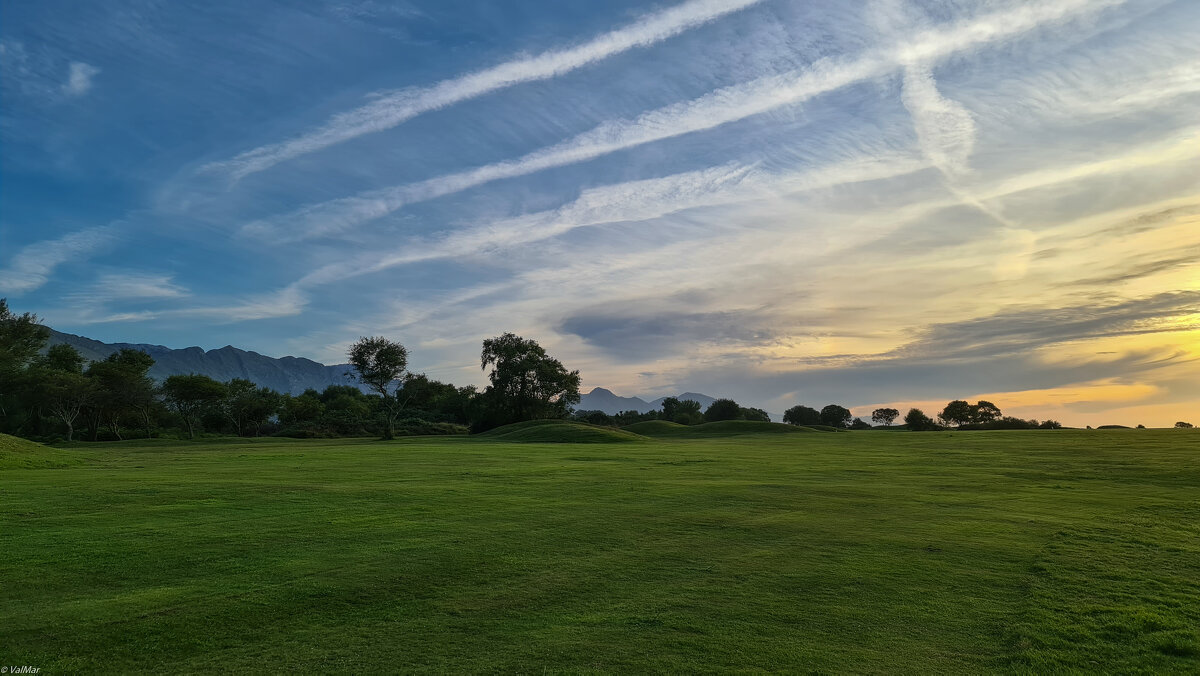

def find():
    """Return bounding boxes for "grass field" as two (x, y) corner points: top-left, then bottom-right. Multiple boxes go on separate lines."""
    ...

(2, 428), (1198, 673)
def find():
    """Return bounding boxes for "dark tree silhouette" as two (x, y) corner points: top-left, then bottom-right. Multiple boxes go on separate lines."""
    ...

(703, 398), (742, 422)
(348, 336), (410, 439)
(871, 407), (900, 426)
(783, 405), (821, 426)
(820, 404), (853, 429)
(477, 333), (580, 428)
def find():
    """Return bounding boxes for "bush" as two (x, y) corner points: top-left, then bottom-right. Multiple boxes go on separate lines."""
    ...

(1175, 421), (1194, 429)
(393, 418), (469, 436)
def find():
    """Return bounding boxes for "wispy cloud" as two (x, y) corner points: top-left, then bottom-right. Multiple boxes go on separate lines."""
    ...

(62, 62), (100, 97)
(244, 0), (1128, 242)
(900, 64), (976, 177)
(0, 228), (115, 294)
(205, 0), (766, 180)
(65, 272), (189, 306)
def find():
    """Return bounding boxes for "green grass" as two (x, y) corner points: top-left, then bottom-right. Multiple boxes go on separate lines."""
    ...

(480, 419), (646, 443)
(626, 419), (815, 436)
(0, 432), (89, 469)
(2, 429), (1198, 672)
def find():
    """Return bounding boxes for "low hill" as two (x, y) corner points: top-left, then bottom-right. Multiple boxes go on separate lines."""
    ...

(622, 420), (690, 435)
(0, 433), (87, 469)
(48, 329), (359, 395)
(625, 420), (816, 437)
(479, 420), (646, 443)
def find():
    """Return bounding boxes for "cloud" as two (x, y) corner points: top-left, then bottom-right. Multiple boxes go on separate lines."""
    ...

(244, 0), (1129, 242)
(0, 228), (115, 294)
(94, 272), (187, 299)
(64, 272), (189, 306)
(205, 0), (766, 180)
(885, 291), (1200, 363)
(900, 64), (976, 177)
(62, 62), (99, 97)
(283, 152), (928, 291)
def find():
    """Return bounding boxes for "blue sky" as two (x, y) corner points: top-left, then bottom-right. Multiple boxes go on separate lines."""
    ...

(2, 0), (1198, 426)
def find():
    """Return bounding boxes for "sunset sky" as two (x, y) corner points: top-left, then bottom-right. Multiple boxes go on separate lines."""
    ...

(2, 0), (1198, 426)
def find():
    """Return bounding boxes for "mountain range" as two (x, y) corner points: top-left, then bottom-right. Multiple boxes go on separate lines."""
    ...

(48, 329), (359, 395)
(575, 387), (717, 415)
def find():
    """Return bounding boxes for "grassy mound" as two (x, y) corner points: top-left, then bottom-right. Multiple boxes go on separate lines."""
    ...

(627, 419), (816, 437)
(0, 433), (86, 469)
(622, 420), (689, 435)
(480, 419), (646, 443)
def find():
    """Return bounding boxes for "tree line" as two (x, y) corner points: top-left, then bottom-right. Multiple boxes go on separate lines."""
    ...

(0, 301), (581, 442)
(5, 300), (1188, 440)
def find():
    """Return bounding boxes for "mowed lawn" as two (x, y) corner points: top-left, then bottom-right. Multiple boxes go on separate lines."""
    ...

(2, 430), (1198, 673)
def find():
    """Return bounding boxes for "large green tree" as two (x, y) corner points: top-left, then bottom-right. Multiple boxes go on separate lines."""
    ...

(871, 407), (900, 427)
(477, 333), (580, 428)
(819, 404), (853, 429)
(84, 349), (156, 440)
(31, 345), (92, 442)
(783, 405), (821, 426)
(347, 336), (410, 439)
(223, 378), (281, 437)
(162, 374), (227, 439)
(0, 299), (50, 382)
(703, 398), (741, 422)
(660, 397), (702, 425)
(938, 400), (974, 427)
(0, 300), (51, 429)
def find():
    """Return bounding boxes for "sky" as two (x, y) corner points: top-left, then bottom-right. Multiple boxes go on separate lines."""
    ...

(1, 0), (1198, 427)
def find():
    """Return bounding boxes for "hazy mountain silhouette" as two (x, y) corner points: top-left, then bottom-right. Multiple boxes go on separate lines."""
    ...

(47, 329), (359, 395)
(577, 387), (717, 415)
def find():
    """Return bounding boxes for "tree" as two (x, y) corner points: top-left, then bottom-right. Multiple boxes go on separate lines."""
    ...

(29, 344), (92, 442)
(477, 333), (580, 428)
(347, 336), (410, 439)
(281, 390), (325, 427)
(850, 417), (872, 430)
(572, 409), (614, 426)
(904, 408), (938, 431)
(939, 400), (974, 427)
(84, 349), (156, 440)
(223, 378), (281, 436)
(820, 404), (853, 429)
(740, 407), (771, 423)
(783, 405), (821, 426)
(162, 374), (227, 439)
(871, 407), (900, 427)
(0, 299), (50, 412)
(1176, 421), (1194, 429)
(704, 398), (742, 422)
(660, 397), (702, 425)
(973, 400), (1002, 424)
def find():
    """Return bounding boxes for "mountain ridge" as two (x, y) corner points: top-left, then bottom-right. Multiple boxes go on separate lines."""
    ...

(576, 387), (717, 415)
(47, 329), (360, 395)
